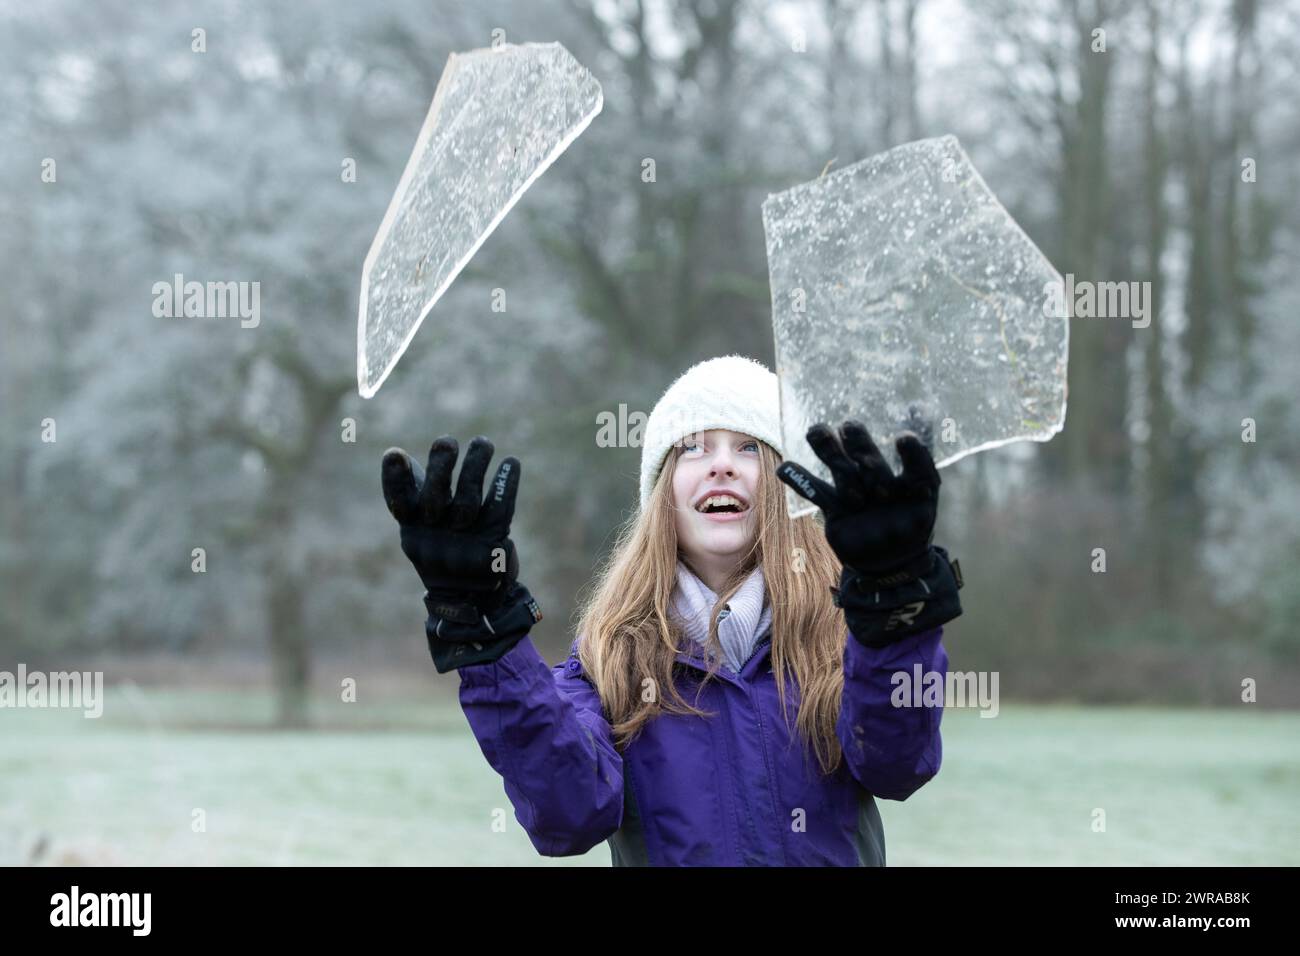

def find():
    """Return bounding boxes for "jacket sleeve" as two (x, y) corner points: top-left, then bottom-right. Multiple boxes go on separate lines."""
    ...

(836, 626), (949, 801)
(456, 633), (624, 857)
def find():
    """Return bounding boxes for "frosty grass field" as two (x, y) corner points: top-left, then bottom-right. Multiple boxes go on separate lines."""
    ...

(3, 685), (1297, 866)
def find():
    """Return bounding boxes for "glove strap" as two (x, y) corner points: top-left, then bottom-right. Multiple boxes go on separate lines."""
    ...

(846, 547), (943, 589)
(423, 582), (544, 674)
(833, 545), (963, 648)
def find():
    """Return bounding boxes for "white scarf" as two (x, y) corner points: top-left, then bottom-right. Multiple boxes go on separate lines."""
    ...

(670, 559), (773, 673)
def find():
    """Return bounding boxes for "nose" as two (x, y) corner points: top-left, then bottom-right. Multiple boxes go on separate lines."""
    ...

(708, 446), (738, 479)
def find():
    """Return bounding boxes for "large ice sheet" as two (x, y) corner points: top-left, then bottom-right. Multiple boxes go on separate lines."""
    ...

(358, 42), (603, 397)
(761, 135), (1068, 519)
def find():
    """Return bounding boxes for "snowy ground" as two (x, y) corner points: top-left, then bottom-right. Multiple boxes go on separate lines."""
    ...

(3, 688), (1296, 866)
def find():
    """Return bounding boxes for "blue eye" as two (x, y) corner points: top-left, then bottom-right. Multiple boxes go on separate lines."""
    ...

(683, 439), (758, 453)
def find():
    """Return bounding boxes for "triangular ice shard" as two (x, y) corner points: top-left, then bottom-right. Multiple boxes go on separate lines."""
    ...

(357, 41), (603, 397)
(761, 135), (1069, 519)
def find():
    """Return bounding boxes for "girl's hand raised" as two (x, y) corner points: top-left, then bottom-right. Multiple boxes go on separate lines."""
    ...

(381, 434), (542, 672)
(776, 420), (940, 587)
(381, 434), (522, 607)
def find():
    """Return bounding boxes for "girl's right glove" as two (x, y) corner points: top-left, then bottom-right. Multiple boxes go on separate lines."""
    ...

(776, 420), (962, 646)
(381, 435), (542, 673)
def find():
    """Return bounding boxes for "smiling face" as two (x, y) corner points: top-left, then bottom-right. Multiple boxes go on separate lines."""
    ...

(671, 429), (762, 591)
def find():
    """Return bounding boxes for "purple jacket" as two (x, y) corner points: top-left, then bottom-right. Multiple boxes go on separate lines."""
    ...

(456, 622), (948, 866)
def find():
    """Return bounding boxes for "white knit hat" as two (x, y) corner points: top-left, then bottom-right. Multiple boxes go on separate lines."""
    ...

(639, 354), (784, 510)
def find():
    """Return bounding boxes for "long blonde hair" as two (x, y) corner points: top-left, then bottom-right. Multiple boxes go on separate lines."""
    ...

(574, 440), (848, 774)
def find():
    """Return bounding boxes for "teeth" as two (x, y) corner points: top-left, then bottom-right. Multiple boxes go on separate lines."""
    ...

(698, 494), (746, 512)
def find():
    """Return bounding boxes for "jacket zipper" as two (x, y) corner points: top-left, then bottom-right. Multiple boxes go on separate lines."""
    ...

(743, 675), (788, 865)
(672, 630), (781, 864)
(736, 632), (786, 864)
(738, 633), (773, 676)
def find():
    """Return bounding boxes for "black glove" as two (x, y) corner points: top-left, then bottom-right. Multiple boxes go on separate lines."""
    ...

(776, 420), (962, 645)
(777, 420), (940, 582)
(381, 435), (542, 673)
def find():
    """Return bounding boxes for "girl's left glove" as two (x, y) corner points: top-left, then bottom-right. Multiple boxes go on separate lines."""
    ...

(776, 420), (962, 645)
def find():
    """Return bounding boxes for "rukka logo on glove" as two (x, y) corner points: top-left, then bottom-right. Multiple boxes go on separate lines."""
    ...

(776, 463), (818, 502)
(492, 459), (513, 504)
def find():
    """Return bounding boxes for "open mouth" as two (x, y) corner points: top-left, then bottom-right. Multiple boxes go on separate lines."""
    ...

(694, 494), (751, 521)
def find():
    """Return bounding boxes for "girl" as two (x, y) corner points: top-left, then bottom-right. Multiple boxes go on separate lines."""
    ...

(380, 354), (962, 866)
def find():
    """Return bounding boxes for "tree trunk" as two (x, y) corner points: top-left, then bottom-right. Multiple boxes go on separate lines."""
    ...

(1141, 0), (1173, 600)
(1047, 0), (1124, 496)
(902, 0), (922, 139)
(268, 560), (310, 729)
(1224, 0), (1259, 376)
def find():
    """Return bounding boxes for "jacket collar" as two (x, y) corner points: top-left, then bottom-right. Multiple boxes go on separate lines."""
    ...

(673, 630), (773, 685)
